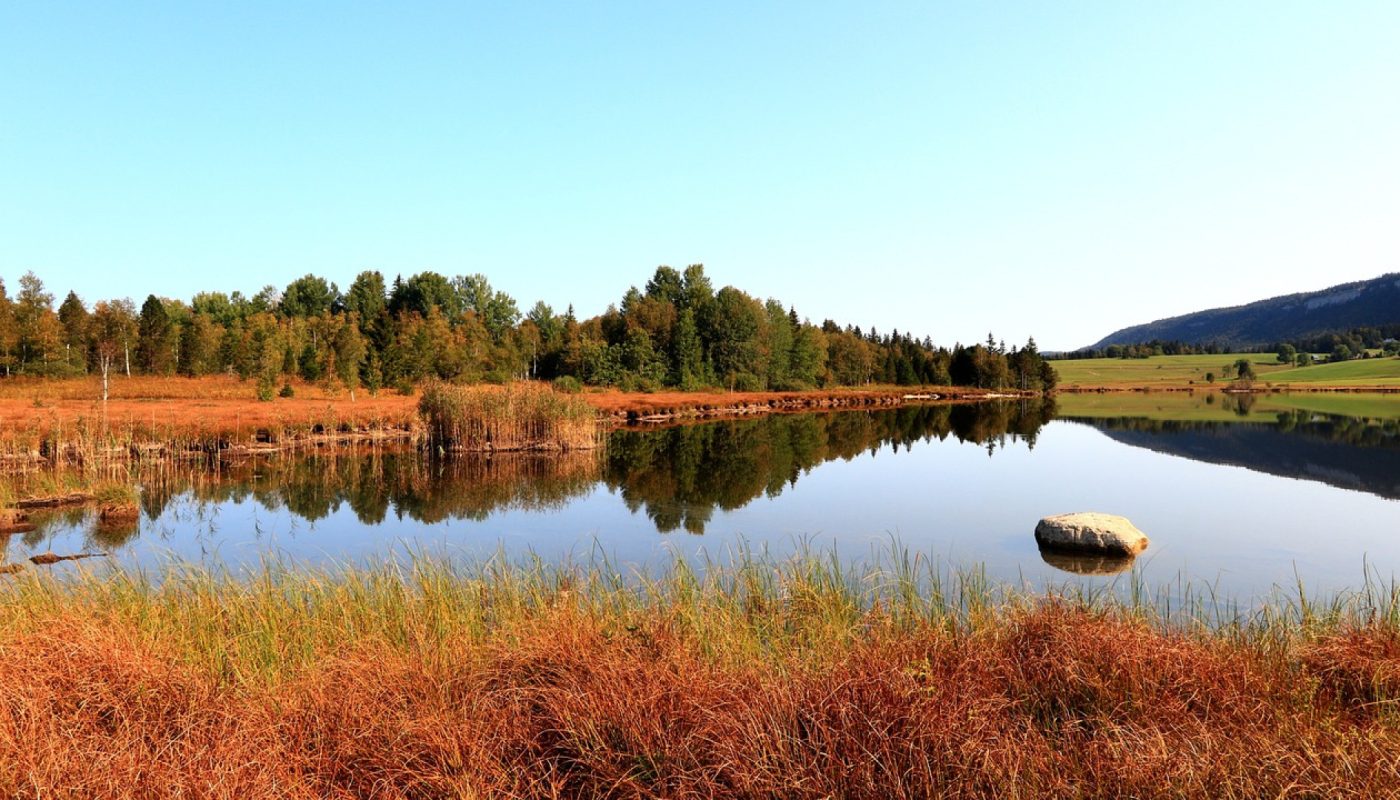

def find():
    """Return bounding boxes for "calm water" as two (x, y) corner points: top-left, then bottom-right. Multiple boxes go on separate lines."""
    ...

(7, 394), (1400, 599)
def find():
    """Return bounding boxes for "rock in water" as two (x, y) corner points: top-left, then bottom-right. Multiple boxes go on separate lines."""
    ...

(1035, 512), (1149, 557)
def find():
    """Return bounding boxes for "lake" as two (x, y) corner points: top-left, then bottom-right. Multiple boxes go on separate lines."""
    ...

(6, 392), (1400, 600)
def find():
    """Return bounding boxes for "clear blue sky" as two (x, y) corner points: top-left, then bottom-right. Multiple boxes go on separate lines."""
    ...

(2, 2), (1397, 349)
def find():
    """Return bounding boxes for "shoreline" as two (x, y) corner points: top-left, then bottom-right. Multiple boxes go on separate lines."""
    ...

(585, 386), (1039, 424)
(0, 379), (1042, 473)
(2, 375), (1395, 483)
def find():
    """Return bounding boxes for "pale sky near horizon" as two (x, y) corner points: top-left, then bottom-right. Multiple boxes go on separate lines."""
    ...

(2, 2), (1397, 350)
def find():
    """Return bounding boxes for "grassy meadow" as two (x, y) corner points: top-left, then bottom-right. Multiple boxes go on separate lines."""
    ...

(1053, 352), (1400, 389)
(0, 551), (1398, 797)
(1266, 357), (1400, 386)
(1049, 353), (1289, 387)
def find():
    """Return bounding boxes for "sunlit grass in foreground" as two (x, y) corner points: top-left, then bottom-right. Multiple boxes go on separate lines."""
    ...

(1, 545), (1398, 797)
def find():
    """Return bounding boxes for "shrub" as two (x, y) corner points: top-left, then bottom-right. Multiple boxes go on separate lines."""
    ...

(731, 372), (764, 392)
(552, 376), (583, 394)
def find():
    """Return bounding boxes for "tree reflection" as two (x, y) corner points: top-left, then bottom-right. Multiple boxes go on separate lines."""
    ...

(605, 400), (1056, 534)
(0, 400), (1059, 550)
(1075, 411), (1400, 499)
(149, 451), (605, 525)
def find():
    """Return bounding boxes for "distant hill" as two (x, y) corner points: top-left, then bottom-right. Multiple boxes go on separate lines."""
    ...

(1089, 273), (1400, 350)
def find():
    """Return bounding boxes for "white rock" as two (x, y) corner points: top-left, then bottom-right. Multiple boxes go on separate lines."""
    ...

(1035, 512), (1149, 557)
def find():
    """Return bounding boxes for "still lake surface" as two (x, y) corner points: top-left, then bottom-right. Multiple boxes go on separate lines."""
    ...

(7, 393), (1400, 599)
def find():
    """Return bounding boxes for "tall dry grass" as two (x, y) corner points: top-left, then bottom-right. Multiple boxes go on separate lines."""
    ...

(0, 550), (1397, 797)
(0, 375), (421, 472)
(419, 381), (602, 452)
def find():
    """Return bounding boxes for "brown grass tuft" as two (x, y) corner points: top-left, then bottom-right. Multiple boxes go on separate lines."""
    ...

(419, 382), (601, 452)
(1303, 625), (1400, 711)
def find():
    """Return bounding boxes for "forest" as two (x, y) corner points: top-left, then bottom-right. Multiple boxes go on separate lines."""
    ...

(0, 265), (1055, 396)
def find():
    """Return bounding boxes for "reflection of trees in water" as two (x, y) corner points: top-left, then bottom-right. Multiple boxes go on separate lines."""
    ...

(393, 455), (601, 523)
(1, 400), (1057, 548)
(3, 451), (604, 553)
(1271, 410), (1400, 447)
(91, 514), (140, 549)
(605, 401), (1056, 534)
(1220, 393), (1257, 416)
(1077, 411), (1400, 500)
(18, 507), (89, 546)
(1081, 412), (1400, 450)
(154, 452), (604, 525)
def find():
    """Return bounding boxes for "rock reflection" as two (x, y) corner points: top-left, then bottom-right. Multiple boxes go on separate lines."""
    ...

(1037, 547), (1136, 576)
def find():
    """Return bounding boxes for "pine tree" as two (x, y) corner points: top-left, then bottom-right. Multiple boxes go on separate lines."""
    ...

(136, 295), (176, 374)
(58, 291), (89, 372)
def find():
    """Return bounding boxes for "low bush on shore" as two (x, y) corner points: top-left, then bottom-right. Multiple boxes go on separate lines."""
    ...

(0, 551), (1397, 797)
(419, 381), (601, 452)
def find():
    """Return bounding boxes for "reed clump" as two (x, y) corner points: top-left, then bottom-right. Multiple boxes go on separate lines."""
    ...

(419, 381), (602, 452)
(0, 550), (1397, 797)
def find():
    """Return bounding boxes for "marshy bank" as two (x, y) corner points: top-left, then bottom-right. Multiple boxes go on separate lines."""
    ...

(0, 375), (422, 468)
(0, 377), (1037, 470)
(0, 377), (605, 471)
(0, 380), (603, 485)
(0, 551), (1397, 798)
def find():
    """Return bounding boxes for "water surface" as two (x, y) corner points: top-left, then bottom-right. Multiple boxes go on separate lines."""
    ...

(7, 394), (1400, 600)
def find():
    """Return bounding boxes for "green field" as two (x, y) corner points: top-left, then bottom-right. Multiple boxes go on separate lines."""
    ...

(1050, 353), (1291, 387)
(1263, 357), (1400, 385)
(1053, 353), (1400, 388)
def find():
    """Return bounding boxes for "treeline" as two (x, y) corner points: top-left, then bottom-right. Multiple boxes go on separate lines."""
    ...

(1060, 326), (1400, 363)
(1055, 340), (1236, 360)
(1271, 326), (1400, 363)
(0, 265), (1055, 396)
